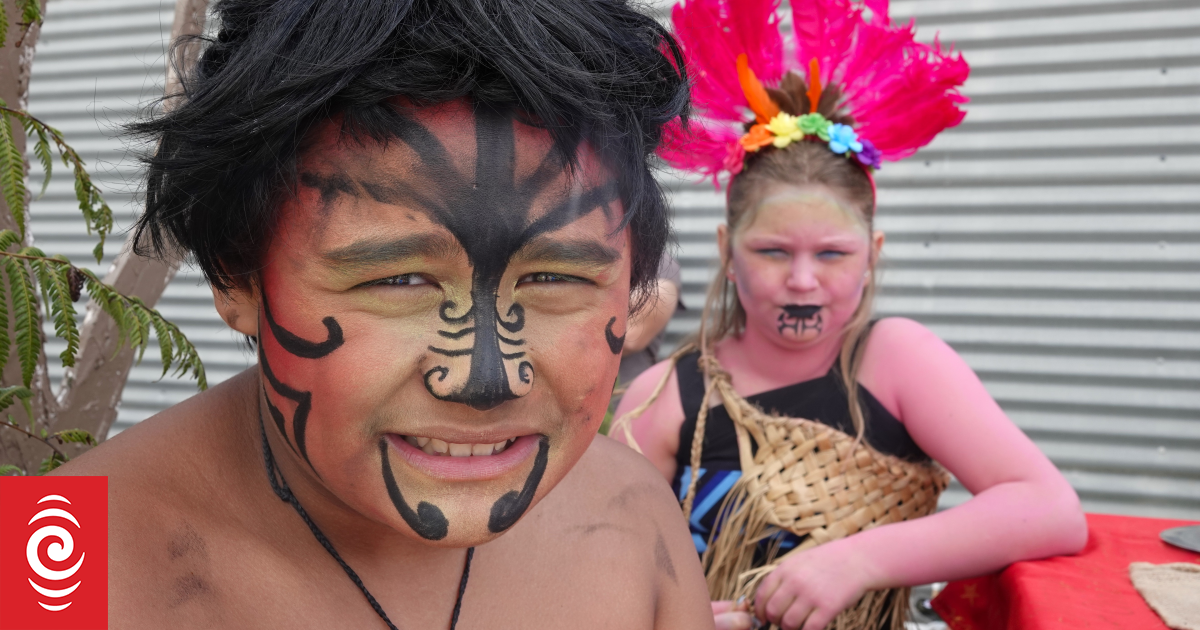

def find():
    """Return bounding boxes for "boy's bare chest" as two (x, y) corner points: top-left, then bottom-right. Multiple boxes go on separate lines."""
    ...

(109, 516), (658, 630)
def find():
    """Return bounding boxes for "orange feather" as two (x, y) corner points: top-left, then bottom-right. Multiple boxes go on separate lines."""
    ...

(806, 58), (823, 114)
(737, 53), (780, 124)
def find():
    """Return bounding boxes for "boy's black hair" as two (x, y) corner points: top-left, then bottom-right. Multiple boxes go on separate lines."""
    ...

(132, 0), (688, 304)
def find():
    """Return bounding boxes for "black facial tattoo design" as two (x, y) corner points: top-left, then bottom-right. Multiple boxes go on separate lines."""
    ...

(604, 317), (625, 355)
(260, 295), (345, 471)
(778, 304), (823, 337)
(296, 106), (620, 539)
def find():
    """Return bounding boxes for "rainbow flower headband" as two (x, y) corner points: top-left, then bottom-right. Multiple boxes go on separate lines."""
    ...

(725, 55), (881, 176)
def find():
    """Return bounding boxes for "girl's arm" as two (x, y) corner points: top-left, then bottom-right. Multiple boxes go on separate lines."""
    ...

(612, 359), (686, 483)
(756, 317), (1087, 630)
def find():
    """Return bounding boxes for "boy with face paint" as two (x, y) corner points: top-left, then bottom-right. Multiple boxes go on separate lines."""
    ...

(50, 1), (714, 628)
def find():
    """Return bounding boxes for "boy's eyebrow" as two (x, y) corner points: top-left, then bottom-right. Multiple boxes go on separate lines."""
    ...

(322, 233), (461, 269)
(515, 237), (620, 267)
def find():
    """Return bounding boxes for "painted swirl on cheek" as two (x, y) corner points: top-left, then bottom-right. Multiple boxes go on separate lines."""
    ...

(263, 295), (345, 358)
(604, 317), (625, 355)
(378, 440), (450, 541)
(487, 436), (551, 533)
(259, 294), (346, 471)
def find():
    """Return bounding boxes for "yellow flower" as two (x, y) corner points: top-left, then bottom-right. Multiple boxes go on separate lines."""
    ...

(767, 113), (804, 148)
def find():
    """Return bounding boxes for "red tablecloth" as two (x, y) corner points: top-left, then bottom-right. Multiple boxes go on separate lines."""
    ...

(932, 513), (1200, 630)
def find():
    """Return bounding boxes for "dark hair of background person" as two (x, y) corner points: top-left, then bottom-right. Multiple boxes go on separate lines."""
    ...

(130, 0), (689, 311)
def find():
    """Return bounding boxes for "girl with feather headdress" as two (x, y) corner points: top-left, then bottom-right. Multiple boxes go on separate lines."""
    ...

(613, 1), (1088, 628)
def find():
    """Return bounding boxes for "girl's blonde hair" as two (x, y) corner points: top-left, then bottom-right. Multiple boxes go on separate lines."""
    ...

(694, 140), (878, 444)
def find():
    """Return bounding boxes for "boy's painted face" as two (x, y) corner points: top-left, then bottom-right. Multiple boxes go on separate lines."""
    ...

(252, 101), (630, 547)
(724, 184), (878, 348)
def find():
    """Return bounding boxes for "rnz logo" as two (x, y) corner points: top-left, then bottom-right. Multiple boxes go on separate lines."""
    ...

(0, 475), (107, 630)
(27, 494), (87, 611)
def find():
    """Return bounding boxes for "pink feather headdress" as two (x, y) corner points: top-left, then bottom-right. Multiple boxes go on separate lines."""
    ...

(659, 0), (969, 189)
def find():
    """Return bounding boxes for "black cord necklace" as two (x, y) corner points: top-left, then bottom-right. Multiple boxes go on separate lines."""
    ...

(259, 412), (474, 630)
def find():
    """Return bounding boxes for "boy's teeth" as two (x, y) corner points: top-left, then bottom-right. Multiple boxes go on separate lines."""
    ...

(409, 437), (517, 456)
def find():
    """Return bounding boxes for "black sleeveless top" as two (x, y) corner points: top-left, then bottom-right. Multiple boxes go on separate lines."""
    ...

(670, 348), (929, 555)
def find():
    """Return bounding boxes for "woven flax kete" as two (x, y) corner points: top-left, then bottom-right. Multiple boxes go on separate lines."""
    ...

(614, 348), (950, 630)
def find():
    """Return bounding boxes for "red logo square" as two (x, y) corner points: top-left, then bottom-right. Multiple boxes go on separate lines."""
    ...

(0, 476), (107, 630)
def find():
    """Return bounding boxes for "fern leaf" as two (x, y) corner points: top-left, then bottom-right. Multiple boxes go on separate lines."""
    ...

(0, 109), (28, 235)
(41, 257), (79, 367)
(0, 229), (20, 252)
(0, 264), (8, 372)
(52, 428), (96, 446)
(0, 3), (8, 49)
(0, 464), (23, 476)
(20, 0), (42, 26)
(81, 268), (129, 350)
(0, 385), (32, 412)
(150, 313), (174, 378)
(29, 121), (51, 198)
(38, 450), (67, 474)
(132, 304), (155, 363)
(3, 258), (40, 387)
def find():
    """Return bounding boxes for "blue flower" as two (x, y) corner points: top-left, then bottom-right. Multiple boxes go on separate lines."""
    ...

(827, 124), (863, 155)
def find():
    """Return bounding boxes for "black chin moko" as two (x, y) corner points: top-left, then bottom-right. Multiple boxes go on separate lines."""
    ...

(777, 304), (823, 336)
(488, 436), (550, 533)
(343, 106), (619, 411)
(380, 440), (450, 541)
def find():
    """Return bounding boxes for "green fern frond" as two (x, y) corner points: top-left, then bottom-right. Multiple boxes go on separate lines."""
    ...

(77, 269), (205, 389)
(0, 106), (27, 235)
(151, 316), (174, 378)
(52, 428), (96, 446)
(38, 450), (66, 474)
(4, 257), (41, 387)
(0, 3), (8, 49)
(0, 262), (9, 372)
(0, 385), (32, 413)
(0, 228), (20, 252)
(20, 0), (43, 27)
(0, 464), (23, 476)
(35, 256), (80, 368)
(23, 117), (52, 198)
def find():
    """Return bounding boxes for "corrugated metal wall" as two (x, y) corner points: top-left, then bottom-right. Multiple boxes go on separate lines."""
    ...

(25, 0), (1200, 519)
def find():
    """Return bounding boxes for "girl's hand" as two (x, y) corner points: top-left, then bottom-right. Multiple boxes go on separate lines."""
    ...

(754, 542), (876, 630)
(712, 599), (755, 630)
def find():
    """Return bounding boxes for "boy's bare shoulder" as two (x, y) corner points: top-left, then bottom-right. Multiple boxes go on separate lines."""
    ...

(479, 435), (713, 630)
(48, 371), (277, 628)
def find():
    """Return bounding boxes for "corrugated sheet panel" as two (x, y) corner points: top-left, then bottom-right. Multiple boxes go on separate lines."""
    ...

(663, 0), (1200, 519)
(25, 0), (1200, 519)
(27, 0), (253, 432)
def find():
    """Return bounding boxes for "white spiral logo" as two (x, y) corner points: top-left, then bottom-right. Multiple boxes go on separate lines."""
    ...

(26, 494), (85, 612)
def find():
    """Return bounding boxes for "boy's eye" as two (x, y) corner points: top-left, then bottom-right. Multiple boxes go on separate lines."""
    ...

(756, 248), (788, 257)
(816, 250), (847, 260)
(359, 273), (432, 288)
(517, 272), (584, 285)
